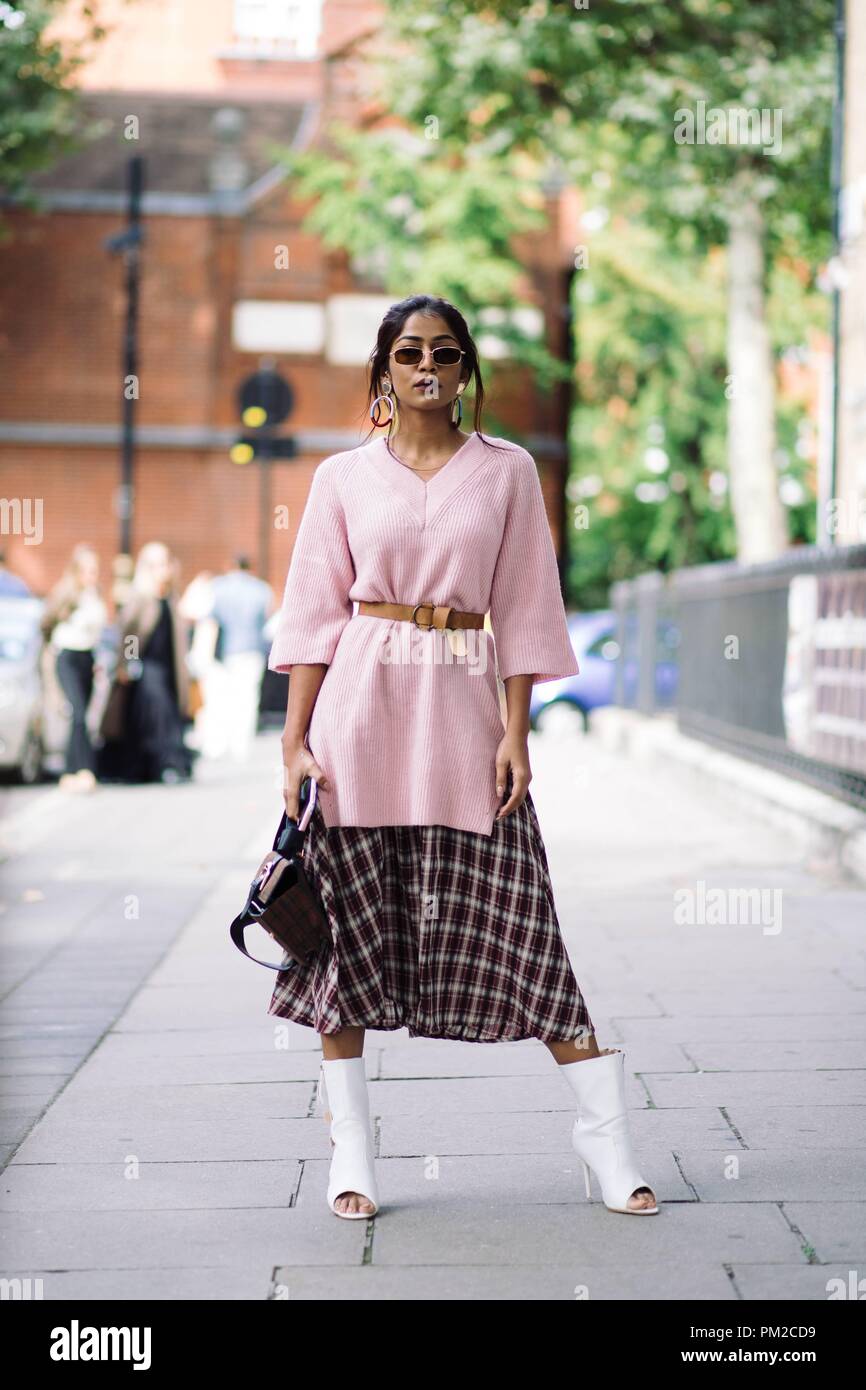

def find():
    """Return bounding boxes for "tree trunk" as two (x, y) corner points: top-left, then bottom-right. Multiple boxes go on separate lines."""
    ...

(726, 173), (788, 562)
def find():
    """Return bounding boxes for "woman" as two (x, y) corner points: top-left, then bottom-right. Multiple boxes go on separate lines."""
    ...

(40, 543), (107, 791)
(267, 295), (658, 1221)
(178, 570), (219, 757)
(98, 541), (193, 784)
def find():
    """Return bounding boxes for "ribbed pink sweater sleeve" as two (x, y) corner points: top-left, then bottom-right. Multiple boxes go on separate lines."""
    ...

(268, 460), (355, 674)
(488, 448), (580, 684)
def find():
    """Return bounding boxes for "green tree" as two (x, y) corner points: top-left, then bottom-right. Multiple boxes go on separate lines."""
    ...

(375, 0), (834, 564)
(568, 186), (823, 603)
(0, 0), (106, 229)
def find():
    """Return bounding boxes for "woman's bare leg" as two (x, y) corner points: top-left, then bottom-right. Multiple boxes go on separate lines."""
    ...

(544, 1032), (601, 1064)
(319, 1027), (373, 1215)
(542, 1032), (656, 1211)
(320, 1025), (365, 1060)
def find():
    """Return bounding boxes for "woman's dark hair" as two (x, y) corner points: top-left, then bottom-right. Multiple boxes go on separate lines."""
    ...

(362, 295), (511, 455)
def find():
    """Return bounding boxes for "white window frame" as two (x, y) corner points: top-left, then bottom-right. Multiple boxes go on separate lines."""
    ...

(232, 1), (323, 57)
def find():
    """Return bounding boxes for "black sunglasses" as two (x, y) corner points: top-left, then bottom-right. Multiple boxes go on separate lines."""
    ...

(390, 346), (465, 366)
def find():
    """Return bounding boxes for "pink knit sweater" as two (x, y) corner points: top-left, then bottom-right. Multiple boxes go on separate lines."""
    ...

(268, 431), (579, 835)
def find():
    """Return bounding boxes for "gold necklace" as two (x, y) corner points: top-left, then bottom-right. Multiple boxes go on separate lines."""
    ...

(389, 438), (464, 474)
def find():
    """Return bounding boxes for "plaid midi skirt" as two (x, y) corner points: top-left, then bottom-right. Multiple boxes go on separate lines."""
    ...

(266, 789), (595, 1044)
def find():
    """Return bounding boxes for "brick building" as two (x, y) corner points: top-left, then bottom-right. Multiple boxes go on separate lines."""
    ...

(0, 0), (577, 601)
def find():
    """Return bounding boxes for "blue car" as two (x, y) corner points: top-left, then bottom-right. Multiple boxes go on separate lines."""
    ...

(529, 610), (620, 734)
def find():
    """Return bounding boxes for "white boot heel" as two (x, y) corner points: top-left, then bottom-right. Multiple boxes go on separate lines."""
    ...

(560, 1047), (659, 1216)
(580, 1157), (592, 1200)
(318, 1057), (380, 1220)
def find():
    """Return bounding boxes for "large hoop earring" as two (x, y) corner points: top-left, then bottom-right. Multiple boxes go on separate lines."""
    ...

(451, 385), (465, 426)
(370, 379), (395, 427)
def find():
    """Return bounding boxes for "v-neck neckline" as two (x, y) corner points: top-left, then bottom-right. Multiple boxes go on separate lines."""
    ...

(382, 431), (477, 488)
(363, 431), (489, 530)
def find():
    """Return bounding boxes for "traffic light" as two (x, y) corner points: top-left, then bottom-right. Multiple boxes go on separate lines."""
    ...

(230, 434), (297, 465)
(231, 368), (296, 464)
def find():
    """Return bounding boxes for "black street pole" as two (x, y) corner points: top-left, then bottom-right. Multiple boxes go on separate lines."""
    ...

(257, 360), (281, 582)
(259, 433), (272, 585)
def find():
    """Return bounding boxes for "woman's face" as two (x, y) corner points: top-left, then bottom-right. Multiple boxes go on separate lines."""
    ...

(383, 311), (469, 415)
(147, 549), (173, 593)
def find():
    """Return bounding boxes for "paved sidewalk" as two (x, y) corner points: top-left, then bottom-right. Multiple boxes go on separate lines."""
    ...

(1, 729), (865, 1301)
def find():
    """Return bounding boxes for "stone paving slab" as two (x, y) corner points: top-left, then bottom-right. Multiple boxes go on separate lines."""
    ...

(643, 1070), (866, 1108)
(366, 1200), (805, 1267)
(58, 1049), (325, 1089)
(0, 1159), (302, 1212)
(667, 1041), (866, 1070)
(40, 1080), (315, 1124)
(677, 1150), (866, 1202)
(615, 1013), (866, 1041)
(1, 1074), (71, 1095)
(0, 1207), (363, 1271)
(782, 1203), (866, 1262)
(8, 1117), (330, 1164)
(731, 1264), (866, 1300)
(725, 1105), (866, 1148)
(647, 989), (865, 1016)
(69, 1023), (324, 1056)
(2, 1053), (99, 1076)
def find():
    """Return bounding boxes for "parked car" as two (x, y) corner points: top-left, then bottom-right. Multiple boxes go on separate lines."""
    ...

(0, 596), (47, 782)
(529, 609), (620, 734)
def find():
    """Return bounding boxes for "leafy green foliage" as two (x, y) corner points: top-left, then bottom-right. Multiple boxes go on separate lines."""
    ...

(0, 0), (106, 224)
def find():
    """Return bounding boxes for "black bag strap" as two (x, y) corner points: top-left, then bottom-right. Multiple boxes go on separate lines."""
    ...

(230, 777), (317, 970)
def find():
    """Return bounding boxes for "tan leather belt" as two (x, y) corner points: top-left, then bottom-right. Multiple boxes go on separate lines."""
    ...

(358, 599), (485, 631)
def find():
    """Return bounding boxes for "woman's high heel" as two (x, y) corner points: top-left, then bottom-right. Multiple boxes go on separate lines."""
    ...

(317, 1057), (380, 1220)
(560, 1047), (659, 1216)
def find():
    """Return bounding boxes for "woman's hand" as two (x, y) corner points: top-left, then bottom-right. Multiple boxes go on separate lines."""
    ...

(280, 736), (331, 821)
(494, 731), (531, 819)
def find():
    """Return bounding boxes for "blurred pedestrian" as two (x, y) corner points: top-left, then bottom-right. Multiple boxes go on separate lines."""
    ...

(97, 541), (194, 784)
(39, 543), (107, 793)
(201, 554), (274, 762)
(178, 570), (219, 757)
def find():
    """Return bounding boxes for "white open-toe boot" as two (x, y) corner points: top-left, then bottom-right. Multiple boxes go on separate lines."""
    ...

(317, 1057), (380, 1220)
(559, 1047), (659, 1215)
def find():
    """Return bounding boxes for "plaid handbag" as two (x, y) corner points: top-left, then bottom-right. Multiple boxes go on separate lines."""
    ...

(230, 776), (333, 971)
